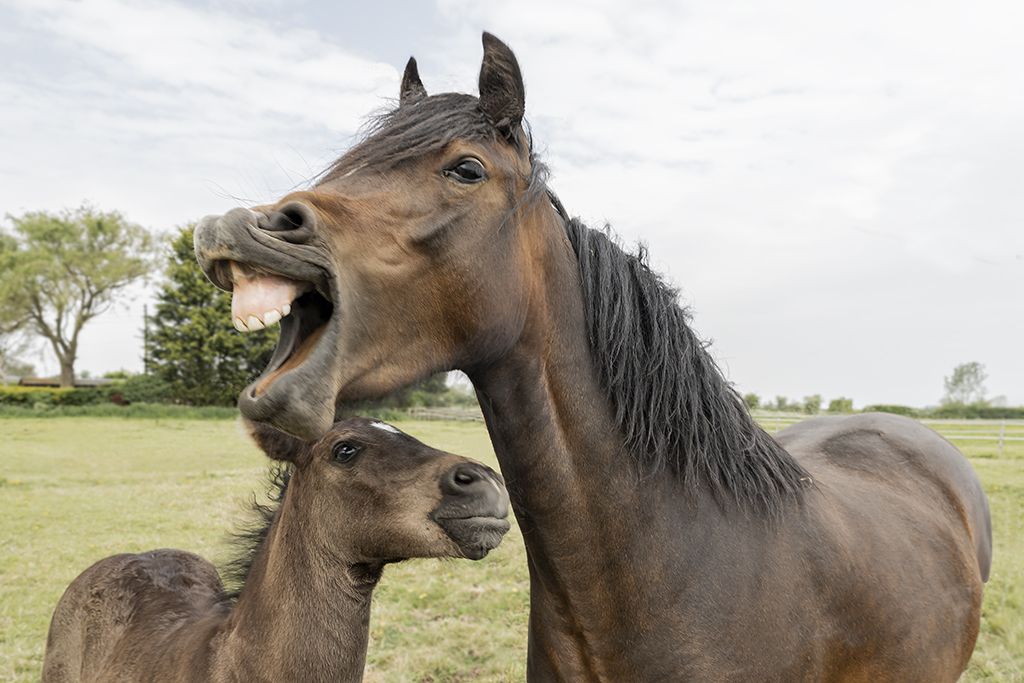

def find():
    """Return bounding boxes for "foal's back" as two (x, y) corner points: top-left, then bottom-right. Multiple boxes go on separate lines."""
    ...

(42, 549), (228, 683)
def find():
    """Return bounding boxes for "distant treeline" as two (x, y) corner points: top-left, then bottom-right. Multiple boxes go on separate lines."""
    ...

(864, 404), (1024, 420)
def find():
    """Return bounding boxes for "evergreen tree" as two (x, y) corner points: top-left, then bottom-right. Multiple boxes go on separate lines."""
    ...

(149, 225), (277, 405)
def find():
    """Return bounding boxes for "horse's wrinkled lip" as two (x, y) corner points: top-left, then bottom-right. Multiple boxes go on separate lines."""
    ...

(193, 209), (342, 441)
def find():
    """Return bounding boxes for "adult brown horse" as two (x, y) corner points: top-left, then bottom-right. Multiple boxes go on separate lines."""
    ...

(194, 33), (992, 681)
(41, 418), (510, 682)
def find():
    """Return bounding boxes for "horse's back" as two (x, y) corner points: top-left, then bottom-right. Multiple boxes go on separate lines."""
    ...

(42, 549), (225, 683)
(777, 412), (991, 582)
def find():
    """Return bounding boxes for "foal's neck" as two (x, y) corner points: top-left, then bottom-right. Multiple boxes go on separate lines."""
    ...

(219, 481), (379, 683)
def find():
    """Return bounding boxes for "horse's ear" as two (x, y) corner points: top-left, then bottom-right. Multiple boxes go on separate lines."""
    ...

(243, 418), (310, 465)
(478, 32), (525, 141)
(400, 57), (428, 106)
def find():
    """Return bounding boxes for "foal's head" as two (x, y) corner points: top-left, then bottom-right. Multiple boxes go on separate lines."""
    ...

(246, 417), (511, 564)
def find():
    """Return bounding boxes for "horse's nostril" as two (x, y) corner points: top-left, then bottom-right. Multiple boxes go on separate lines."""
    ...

(269, 210), (302, 232)
(258, 201), (316, 244)
(454, 471), (476, 486)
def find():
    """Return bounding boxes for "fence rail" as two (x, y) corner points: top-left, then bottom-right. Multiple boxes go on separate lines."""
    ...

(407, 407), (485, 423)
(404, 408), (1023, 455)
(752, 413), (1024, 456)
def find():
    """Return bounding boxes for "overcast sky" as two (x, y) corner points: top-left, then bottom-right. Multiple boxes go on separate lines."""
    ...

(1, 0), (1021, 408)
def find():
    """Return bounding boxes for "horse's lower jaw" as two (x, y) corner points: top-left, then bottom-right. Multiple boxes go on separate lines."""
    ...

(239, 298), (341, 441)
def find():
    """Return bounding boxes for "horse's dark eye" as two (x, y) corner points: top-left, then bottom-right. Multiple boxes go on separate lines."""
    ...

(444, 159), (487, 184)
(331, 441), (362, 464)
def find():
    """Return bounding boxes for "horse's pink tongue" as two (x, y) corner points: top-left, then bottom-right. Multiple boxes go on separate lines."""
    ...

(231, 266), (310, 330)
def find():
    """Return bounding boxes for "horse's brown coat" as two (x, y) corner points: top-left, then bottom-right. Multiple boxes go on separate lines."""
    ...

(193, 34), (992, 682)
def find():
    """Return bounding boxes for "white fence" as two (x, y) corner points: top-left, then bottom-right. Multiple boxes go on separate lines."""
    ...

(406, 407), (1024, 456)
(406, 407), (485, 423)
(753, 413), (1024, 456)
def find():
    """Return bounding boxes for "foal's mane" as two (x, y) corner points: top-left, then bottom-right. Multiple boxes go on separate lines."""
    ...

(219, 465), (290, 603)
(560, 213), (810, 515)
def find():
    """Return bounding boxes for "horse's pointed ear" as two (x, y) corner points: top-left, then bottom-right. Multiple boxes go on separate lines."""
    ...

(400, 57), (428, 106)
(478, 32), (525, 141)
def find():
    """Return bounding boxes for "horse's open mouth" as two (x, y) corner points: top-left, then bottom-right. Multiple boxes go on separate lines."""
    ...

(215, 260), (334, 398)
(194, 208), (344, 440)
(200, 262), (337, 443)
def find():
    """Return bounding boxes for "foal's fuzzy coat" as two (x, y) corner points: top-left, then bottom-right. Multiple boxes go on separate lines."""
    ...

(42, 417), (509, 683)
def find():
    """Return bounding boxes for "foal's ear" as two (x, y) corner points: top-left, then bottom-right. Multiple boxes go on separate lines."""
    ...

(243, 418), (310, 465)
(400, 57), (428, 106)
(478, 32), (525, 141)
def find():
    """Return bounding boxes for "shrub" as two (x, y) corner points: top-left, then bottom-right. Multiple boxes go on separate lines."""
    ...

(929, 404), (1024, 420)
(0, 385), (117, 407)
(862, 405), (921, 419)
(117, 374), (174, 404)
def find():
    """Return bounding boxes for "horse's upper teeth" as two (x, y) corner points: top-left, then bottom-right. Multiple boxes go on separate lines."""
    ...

(233, 306), (290, 332)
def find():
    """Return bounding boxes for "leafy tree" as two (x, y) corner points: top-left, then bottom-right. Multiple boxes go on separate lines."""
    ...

(743, 393), (760, 410)
(943, 362), (988, 407)
(0, 205), (158, 386)
(827, 397), (854, 414)
(148, 225), (278, 405)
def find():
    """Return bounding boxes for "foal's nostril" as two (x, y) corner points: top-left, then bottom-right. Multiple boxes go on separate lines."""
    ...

(442, 463), (491, 496)
(257, 201), (316, 244)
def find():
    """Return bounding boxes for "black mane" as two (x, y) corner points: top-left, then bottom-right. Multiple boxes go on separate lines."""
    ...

(562, 216), (810, 515)
(219, 464), (290, 603)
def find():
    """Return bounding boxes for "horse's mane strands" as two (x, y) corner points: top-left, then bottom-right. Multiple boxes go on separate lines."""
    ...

(562, 218), (809, 517)
(218, 464), (291, 603)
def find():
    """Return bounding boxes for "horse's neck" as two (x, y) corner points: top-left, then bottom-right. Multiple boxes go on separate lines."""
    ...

(469, 211), (706, 680)
(218, 487), (375, 682)
(471, 208), (666, 535)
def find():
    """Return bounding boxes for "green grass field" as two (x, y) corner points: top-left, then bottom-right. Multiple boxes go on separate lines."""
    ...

(2, 417), (1021, 681)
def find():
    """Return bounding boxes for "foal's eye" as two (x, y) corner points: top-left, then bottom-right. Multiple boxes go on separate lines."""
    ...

(331, 441), (362, 464)
(444, 159), (487, 184)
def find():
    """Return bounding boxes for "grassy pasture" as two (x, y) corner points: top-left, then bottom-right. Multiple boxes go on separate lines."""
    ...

(2, 417), (1022, 681)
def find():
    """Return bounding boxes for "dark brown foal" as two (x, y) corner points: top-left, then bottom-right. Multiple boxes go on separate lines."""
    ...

(41, 417), (510, 683)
